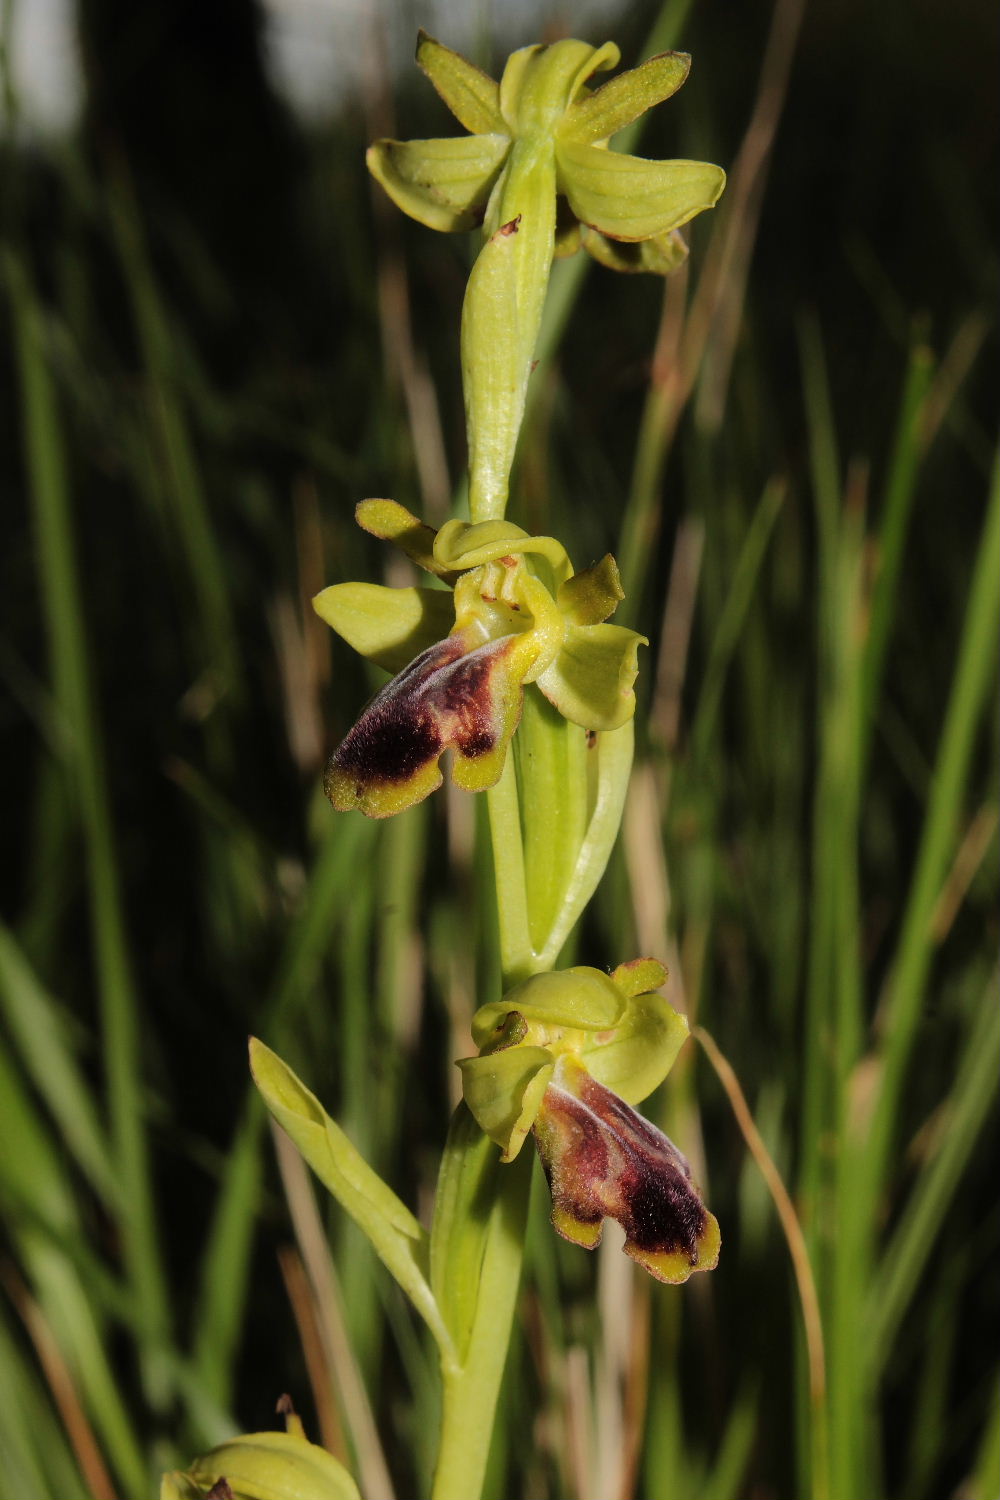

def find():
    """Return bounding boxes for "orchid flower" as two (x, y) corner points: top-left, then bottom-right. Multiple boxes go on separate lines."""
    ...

(314, 499), (645, 819)
(459, 959), (720, 1283)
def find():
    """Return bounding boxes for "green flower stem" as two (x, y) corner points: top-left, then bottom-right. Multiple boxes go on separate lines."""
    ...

(485, 757), (537, 985)
(462, 137), (556, 524)
(431, 1114), (533, 1500)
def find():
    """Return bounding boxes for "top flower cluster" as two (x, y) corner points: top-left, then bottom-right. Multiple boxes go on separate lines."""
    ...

(369, 32), (725, 276)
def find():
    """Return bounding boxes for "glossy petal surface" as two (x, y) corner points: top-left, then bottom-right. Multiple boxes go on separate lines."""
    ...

(325, 631), (537, 817)
(533, 1055), (720, 1283)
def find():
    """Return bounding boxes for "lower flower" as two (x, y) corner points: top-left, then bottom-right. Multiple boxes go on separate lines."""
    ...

(458, 960), (720, 1284)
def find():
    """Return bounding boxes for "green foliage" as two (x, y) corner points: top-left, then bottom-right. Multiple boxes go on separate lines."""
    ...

(1, 3), (996, 1499)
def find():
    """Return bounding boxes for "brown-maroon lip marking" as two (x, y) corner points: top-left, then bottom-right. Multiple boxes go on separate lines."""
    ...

(499, 214), (522, 236)
(329, 634), (515, 794)
(534, 1068), (709, 1262)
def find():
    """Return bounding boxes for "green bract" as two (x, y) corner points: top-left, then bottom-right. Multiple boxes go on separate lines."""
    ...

(458, 959), (721, 1284)
(313, 499), (646, 819)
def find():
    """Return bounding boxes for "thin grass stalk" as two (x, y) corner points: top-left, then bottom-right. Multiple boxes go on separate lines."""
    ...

(862, 454), (999, 1223)
(5, 248), (172, 1406)
(192, 814), (374, 1403)
(866, 976), (999, 1369)
(104, 169), (240, 716)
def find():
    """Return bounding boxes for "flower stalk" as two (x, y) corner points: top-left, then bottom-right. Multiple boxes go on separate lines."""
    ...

(167, 31), (725, 1500)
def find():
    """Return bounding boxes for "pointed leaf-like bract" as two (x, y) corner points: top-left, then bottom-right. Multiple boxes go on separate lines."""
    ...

(249, 1039), (452, 1353)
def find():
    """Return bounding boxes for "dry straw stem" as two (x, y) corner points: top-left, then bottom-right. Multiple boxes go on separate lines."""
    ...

(693, 1026), (829, 1498)
(271, 1123), (396, 1500)
(1, 1265), (117, 1500)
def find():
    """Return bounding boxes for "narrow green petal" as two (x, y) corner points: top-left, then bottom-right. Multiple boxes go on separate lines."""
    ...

(312, 582), (454, 673)
(537, 622), (645, 731)
(458, 1047), (553, 1160)
(558, 141), (725, 241)
(416, 30), (504, 135)
(583, 989), (689, 1104)
(355, 497), (453, 577)
(560, 51), (691, 144)
(557, 553), (624, 625)
(581, 223), (689, 275)
(471, 967), (626, 1046)
(367, 133), (509, 232)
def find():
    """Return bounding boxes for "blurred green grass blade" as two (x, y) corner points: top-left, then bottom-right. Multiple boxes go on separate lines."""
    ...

(866, 976), (999, 1370)
(0, 922), (118, 1207)
(192, 814), (375, 1403)
(967, 1384), (1000, 1500)
(0, 1041), (148, 1496)
(859, 342), (935, 761)
(864, 452), (1000, 1209)
(700, 1383), (758, 1500)
(0, 1304), (85, 1500)
(4, 247), (172, 1401)
(797, 314), (842, 1228)
(105, 173), (240, 704)
(690, 477), (784, 758)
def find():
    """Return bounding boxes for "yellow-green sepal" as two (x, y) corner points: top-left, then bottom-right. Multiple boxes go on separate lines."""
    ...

(458, 1046), (553, 1160)
(580, 223), (689, 275)
(557, 141), (725, 240)
(560, 51), (691, 143)
(416, 30), (505, 135)
(537, 622), (645, 731)
(312, 582), (454, 672)
(583, 988), (688, 1105)
(163, 1430), (361, 1500)
(471, 966), (626, 1045)
(366, 133), (509, 233)
(249, 1039), (453, 1358)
